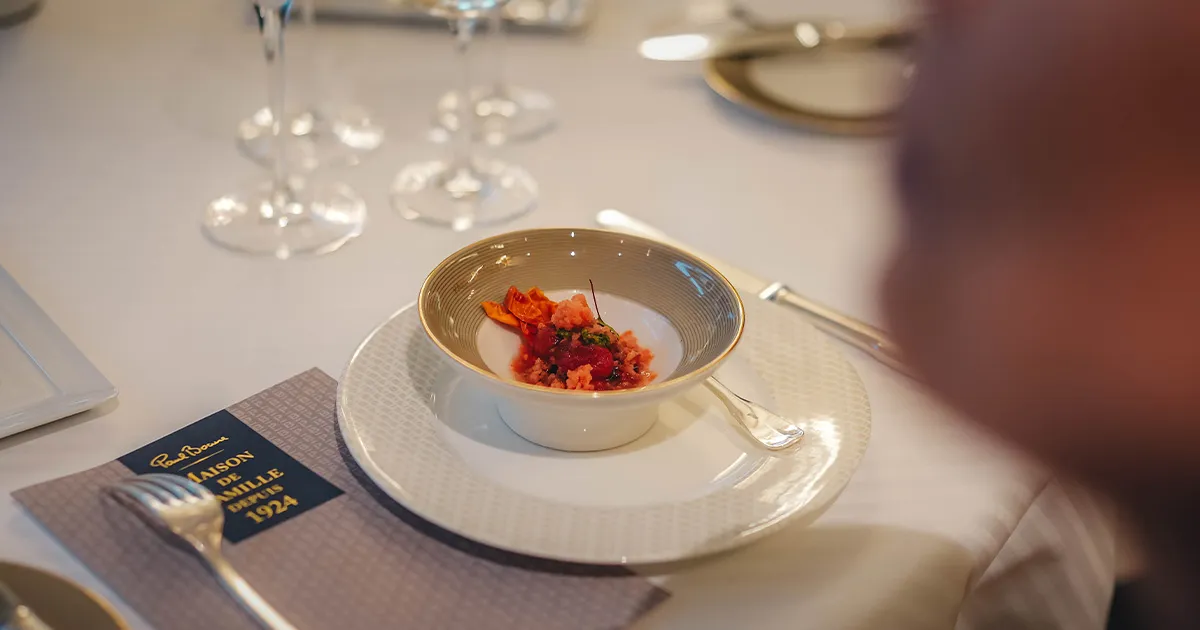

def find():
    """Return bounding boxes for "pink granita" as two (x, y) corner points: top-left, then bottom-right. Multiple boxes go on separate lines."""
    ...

(550, 294), (596, 330)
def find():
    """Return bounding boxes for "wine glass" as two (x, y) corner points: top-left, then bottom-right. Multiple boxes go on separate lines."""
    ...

(435, 4), (557, 145)
(236, 0), (384, 170)
(204, 0), (366, 259)
(392, 0), (537, 231)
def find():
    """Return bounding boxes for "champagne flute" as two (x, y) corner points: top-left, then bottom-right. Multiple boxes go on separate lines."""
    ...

(435, 4), (557, 145)
(391, 0), (537, 231)
(204, 0), (366, 259)
(236, 0), (384, 170)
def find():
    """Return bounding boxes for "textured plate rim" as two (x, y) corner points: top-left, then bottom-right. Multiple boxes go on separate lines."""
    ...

(338, 300), (872, 565)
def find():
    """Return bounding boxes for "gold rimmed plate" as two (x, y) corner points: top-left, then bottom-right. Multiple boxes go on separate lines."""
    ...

(0, 561), (128, 630)
(703, 27), (914, 136)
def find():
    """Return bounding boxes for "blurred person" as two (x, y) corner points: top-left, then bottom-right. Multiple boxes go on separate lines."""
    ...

(884, 0), (1200, 626)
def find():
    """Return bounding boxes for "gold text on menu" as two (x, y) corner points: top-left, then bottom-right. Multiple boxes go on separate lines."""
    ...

(149, 437), (299, 525)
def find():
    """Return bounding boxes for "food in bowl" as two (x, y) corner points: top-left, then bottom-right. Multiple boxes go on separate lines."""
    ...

(482, 284), (656, 391)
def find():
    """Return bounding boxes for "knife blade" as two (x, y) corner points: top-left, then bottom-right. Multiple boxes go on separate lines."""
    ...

(638, 20), (915, 62)
(595, 209), (914, 378)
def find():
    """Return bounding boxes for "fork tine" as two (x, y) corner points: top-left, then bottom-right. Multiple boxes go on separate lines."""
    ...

(109, 481), (167, 516)
(149, 473), (214, 502)
(176, 476), (215, 500)
(127, 479), (182, 507)
(141, 474), (199, 503)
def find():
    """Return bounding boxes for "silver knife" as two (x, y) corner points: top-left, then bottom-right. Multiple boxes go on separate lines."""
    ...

(595, 209), (914, 378)
(638, 20), (915, 62)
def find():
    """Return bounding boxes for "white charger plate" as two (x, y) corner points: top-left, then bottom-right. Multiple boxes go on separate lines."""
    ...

(338, 297), (871, 565)
(0, 266), (117, 440)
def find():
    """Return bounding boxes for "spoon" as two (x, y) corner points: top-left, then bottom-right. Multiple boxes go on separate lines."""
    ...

(705, 376), (804, 450)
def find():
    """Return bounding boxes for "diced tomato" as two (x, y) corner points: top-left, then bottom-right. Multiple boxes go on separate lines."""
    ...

(511, 344), (536, 374)
(530, 325), (559, 358)
(554, 343), (615, 379)
(589, 351), (616, 379)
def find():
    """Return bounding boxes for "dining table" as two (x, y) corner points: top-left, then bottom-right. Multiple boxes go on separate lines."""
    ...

(0, 0), (1120, 628)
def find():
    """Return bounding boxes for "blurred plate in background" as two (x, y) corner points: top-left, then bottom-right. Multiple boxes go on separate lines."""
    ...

(0, 266), (117, 440)
(0, 0), (38, 25)
(704, 32), (912, 136)
(0, 562), (128, 630)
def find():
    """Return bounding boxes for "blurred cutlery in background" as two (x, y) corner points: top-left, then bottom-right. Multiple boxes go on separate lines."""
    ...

(640, 20), (915, 62)
(311, 0), (596, 31)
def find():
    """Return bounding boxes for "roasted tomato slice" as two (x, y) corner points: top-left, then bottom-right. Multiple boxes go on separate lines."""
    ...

(527, 287), (557, 320)
(530, 324), (559, 358)
(482, 301), (520, 327)
(505, 286), (552, 325)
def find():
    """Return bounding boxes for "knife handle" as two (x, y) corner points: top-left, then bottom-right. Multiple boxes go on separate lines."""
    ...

(760, 283), (917, 379)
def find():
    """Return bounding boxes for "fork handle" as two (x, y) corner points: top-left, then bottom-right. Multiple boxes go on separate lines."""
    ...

(205, 554), (299, 630)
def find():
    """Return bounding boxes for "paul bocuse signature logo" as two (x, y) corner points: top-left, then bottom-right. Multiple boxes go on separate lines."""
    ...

(149, 436), (230, 469)
(118, 408), (344, 543)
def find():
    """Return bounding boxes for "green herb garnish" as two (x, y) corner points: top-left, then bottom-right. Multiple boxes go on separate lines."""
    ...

(556, 329), (572, 340)
(579, 329), (613, 347)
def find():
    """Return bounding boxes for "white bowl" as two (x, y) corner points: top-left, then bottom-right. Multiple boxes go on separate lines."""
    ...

(419, 228), (745, 452)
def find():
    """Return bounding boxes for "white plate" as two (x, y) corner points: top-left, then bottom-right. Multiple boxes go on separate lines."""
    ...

(338, 297), (871, 564)
(0, 266), (117, 440)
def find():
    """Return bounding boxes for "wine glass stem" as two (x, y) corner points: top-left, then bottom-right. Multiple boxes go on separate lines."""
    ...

(298, 0), (315, 29)
(450, 16), (479, 177)
(297, 0), (323, 112)
(488, 6), (507, 97)
(260, 3), (292, 206)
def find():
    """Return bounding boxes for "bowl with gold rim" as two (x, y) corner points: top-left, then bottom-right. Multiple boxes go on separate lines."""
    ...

(418, 228), (745, 451)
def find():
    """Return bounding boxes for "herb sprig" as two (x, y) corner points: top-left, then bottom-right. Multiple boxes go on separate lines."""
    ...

(589, 279), (607, 327)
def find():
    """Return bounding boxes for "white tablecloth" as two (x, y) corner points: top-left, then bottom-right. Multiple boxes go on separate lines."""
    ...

(0, 0), (1116, 628)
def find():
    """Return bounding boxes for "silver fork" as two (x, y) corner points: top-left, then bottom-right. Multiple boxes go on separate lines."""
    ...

(109, 474), (298, 630)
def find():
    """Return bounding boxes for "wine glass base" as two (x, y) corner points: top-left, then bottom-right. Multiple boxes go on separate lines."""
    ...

(437, 86), (557, 145)
(203, 178), (366, 259)
(391, 159), (537, 232)
(237, 106), (385, 170)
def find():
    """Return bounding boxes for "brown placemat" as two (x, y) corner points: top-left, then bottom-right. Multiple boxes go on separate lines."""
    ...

(14, 369), (668, 630)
